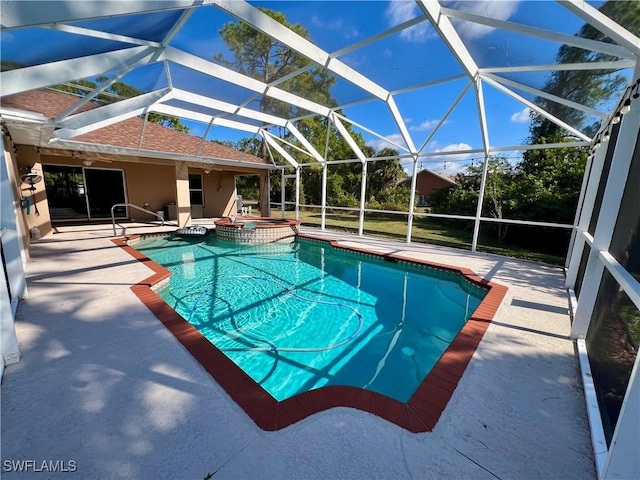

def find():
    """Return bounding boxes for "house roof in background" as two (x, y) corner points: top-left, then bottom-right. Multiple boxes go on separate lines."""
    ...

(399, 168), (457, 186)
(1, 89), (268, 165)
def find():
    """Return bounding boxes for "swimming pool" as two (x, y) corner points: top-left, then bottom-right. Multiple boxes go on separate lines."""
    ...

(121, 233), (507, 431)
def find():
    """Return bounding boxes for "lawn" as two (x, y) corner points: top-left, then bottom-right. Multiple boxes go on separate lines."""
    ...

(284, 210), (567, 266)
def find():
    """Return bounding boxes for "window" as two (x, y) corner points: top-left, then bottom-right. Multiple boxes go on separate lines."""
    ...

(588, 121), (621, 235)
(189, 174), (203, 206)
(586, 269), (640, 445)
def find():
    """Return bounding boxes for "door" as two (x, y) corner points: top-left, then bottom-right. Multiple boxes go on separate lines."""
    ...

(43, 165), (88, 221)
(84, 168), (127, 219)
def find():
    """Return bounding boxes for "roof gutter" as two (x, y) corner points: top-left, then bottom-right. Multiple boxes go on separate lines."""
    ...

(47, 139), (276, 170)
(0, 107), (50, 124)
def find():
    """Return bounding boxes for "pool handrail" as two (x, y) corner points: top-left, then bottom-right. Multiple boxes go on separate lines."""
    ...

(111, 203), (166, 236)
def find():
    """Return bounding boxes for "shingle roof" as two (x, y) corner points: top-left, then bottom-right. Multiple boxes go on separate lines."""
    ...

(398, 168), (457, 186)
(1, 89), (268, 165)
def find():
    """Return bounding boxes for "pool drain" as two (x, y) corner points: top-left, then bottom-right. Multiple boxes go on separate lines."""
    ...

(402, 346), (415, 356)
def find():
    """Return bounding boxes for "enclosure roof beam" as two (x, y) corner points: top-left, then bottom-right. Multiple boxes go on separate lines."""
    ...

(211, 0), (390, 101)
(171, 89), (288, 127)
(43, 24), (161, 48)
(416, 0), (478, 79)
(54, 89), (173, 139)
(482, 73), (607, 119)
(58, 88), (172, 130)
(387, 96), (416, 153)
(474, 78), (490, 156)
(334, 112), (410, 154)
(151, 104), (262, 134)
(480, 61), (635, 74)
(162, 7), (196, 46)
(285, 122), (325, 163)
(0, 1), (208, 30)
(418, 81), (473, 154)
(0, 46), (164, 97)
(262, 131), (299, 169)
(270, 134), (316, 160)
(54, 66), (136, 122)
(330, 16), (428, 59)
(163, 47), (332, 117)
(331, 113), (367, 163)
(441, 7), (635, 59)
(482, 76), (591, 142)
(559, 0), (640, 58)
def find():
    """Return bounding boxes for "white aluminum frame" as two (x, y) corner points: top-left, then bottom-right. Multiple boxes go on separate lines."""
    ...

(2, 3), (640, 478)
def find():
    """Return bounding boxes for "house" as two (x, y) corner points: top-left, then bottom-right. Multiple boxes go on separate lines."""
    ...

(398, 168), (456, 206)
(1, 88), (274, 239)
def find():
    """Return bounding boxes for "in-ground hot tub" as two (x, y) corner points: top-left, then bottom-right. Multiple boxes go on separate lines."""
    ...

(214, 217), (300, 243)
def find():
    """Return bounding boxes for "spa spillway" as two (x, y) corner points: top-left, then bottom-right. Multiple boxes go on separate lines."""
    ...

(214, 217), (300, 243)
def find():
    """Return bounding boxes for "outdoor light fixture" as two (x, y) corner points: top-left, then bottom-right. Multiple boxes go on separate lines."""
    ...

(620, 98), (631, 115)
(593, 135), (602, 149)
(611, 112), (622, 124)
(83, 160), (93, 166)
(204, 169), (211, 175)
(603, 129), (611, 142)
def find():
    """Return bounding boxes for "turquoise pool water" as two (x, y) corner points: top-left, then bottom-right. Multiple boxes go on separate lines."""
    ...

(136, 235), (486, 403)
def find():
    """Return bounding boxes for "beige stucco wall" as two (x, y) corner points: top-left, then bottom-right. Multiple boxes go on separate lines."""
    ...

(16, 146), (52, 238)
(200, 170), (238, 218)
(4, 141), (31, 256)
(122, 162), (176, 219)
(13, 145), (270, 233)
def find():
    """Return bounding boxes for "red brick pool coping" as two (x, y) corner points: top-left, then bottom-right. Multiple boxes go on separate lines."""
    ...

(113, 233), (507, 432)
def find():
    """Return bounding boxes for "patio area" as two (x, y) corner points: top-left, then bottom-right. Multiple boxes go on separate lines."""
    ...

(1, 223), (595, 479)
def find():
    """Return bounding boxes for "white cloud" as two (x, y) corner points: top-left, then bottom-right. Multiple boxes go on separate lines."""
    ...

(510, 107), (531, 123)
(383, 48), (393, 58)
(443, 1), (520, 39)
(345, 26), (361, 40)
(385, 0), (435, 43)
(410, 119), (443, 132)
(311, 15), (360, 39)
(311, 15), (342, 30)
(367, 133), (407, 151)
(421, 142), (475, 173)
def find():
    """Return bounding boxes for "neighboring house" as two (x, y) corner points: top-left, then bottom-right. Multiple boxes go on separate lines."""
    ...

(1, 88), (274, 239)
(398, 168), (456, 206)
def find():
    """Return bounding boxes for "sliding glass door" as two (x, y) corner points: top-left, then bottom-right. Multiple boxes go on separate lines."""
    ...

(84, 168), (127, 219)
(43, 165), (88, 221)
(43, 165), (127, 221)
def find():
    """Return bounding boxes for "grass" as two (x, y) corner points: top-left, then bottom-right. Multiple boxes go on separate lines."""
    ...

(284, 210), (566, 266)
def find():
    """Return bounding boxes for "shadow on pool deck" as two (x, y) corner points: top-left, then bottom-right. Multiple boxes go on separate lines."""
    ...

(1, 225), (595, 480)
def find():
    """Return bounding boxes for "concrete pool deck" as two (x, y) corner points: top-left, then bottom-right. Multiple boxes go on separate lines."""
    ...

(2, 223), (595, 479)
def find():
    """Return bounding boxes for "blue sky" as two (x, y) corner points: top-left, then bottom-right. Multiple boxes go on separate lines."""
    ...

(1, 0), (620, 173)
(169, 0), (599, 171)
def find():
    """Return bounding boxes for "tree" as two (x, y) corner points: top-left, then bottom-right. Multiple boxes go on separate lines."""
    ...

(215, 8), (336, 120)
(215, 9), (410, 209)
(54, 76), (190, 133)
(532, 0), (640, 139)
(508, 0), (639, 251)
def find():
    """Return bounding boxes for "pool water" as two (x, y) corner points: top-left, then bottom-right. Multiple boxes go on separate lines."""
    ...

(136, 235), (486, 403)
